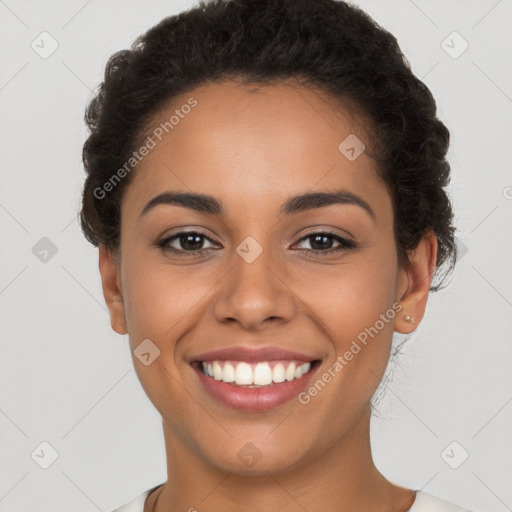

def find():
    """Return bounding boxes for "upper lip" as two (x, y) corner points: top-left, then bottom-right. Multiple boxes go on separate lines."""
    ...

(189, 346), (317, 363)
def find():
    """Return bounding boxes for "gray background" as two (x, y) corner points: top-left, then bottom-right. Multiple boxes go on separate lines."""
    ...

(0, 0), (511, 510)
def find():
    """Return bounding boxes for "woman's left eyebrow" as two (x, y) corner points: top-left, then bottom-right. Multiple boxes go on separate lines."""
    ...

(139, 188), (375, 222)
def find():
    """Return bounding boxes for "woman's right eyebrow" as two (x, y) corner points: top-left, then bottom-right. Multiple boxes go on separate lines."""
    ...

(139, 188), (375, 223)
(140, 191), (223, 217)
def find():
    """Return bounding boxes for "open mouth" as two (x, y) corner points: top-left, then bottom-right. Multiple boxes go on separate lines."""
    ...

(192, 359), (321, 388)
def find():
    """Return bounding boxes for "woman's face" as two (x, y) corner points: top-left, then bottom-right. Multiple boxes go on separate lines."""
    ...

(100, 81), (432, 474)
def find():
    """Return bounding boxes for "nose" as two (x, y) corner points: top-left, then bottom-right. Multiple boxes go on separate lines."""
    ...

(211, 242), (296, 331)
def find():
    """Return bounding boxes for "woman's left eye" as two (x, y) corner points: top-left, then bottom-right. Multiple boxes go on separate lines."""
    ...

(293, 232), (357, 255)
(157, 231), (357, 257)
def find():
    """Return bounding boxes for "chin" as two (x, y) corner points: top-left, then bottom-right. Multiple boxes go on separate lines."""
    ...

(202, 440), (311, 476)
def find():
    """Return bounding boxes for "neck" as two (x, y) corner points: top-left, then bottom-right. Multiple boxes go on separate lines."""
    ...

(149, 406), (415, 512)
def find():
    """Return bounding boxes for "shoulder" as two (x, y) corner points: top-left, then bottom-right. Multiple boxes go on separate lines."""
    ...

(108, 484), (164, 512)
(109, 491), (149, 512)
(410, 491), (476, 512)
(106, 487), (477, 512)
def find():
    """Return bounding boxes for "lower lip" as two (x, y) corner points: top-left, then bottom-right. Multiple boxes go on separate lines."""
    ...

(192, 364), (318, 412)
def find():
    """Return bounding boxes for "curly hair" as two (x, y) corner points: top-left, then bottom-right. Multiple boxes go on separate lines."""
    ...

(80, 0), (457, 290)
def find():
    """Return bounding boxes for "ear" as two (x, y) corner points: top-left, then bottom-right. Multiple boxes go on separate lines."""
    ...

(394, 230), (438, 334)
(98, 243), (128, 335)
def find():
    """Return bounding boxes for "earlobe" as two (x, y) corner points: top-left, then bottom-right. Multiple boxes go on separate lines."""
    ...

(394, 231), (438, 334)
(98, 243), (128, 335)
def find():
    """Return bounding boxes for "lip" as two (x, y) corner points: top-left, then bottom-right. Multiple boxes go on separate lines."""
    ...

(190, 358), (320, 413)
(189, 345), (316, 364)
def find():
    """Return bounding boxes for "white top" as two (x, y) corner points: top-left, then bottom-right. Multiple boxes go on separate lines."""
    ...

(110, 486), (475, 512)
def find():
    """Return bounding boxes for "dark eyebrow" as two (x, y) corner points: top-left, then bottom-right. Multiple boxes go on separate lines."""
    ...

(139, 188), (375, 221)
(140, 192), (224, 217)
(281, 189), (375, 221)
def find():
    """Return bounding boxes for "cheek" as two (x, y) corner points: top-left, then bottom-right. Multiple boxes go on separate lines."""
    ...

(293, 240), (399, 388)
(294, 242), (398, 335)
(121, 257), (213, 347)
(120, 259), (202, 420)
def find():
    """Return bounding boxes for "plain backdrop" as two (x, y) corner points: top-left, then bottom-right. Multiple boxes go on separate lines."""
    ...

(0, 0), (511, 511)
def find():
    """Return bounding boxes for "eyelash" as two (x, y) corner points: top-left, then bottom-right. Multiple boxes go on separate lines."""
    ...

(156, 230), (357, 257)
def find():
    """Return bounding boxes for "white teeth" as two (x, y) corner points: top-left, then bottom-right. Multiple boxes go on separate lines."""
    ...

(212, 361), (223, 380)
(292, 363), (310, 379)
(223, 362), (236, 382)
(272, 363), (286, 383)
(200, 360), (313, 386)
(235, 362), (253, 385)
(285, 363), (296, 381)
(300, 362), (311, 375)
(254, 362), (273, 385)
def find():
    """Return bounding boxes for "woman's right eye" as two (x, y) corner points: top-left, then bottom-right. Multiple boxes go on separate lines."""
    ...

(157, 231), (218, 256)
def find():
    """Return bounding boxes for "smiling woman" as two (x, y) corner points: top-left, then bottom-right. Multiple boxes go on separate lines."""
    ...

(78, 0), (473, 511)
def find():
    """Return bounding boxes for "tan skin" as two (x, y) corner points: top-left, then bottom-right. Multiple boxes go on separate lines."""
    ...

(98, 81), (437, 512)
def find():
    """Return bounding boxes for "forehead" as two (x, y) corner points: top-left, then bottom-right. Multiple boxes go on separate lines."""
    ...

(122, 80), (390, 222)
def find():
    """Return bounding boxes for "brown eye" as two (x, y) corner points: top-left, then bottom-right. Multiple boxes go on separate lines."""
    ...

(294, 232), (357, 255)
(157, 231), (218, 256)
